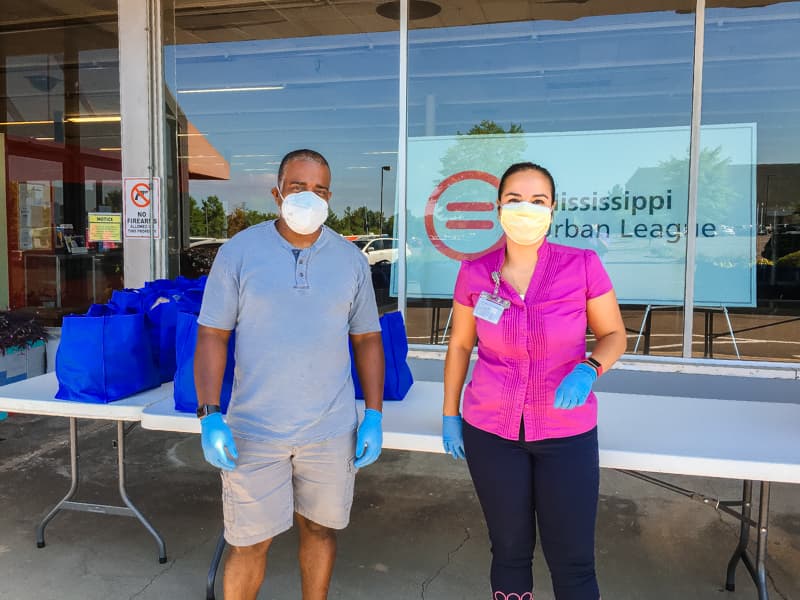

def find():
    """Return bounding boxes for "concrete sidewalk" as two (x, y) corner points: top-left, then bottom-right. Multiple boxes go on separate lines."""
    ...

(0, 414), (798, 600)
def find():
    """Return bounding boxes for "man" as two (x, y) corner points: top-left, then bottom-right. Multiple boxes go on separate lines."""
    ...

(194, 149), (385, 600)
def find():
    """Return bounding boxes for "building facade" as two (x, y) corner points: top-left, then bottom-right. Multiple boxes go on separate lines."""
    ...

(2, 0), (799, 365)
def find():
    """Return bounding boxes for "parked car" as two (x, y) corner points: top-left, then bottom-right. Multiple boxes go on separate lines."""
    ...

(189, 237), (228, 249)
(763, 231), (800, 261)
(356, 237), (400, 265)
(181, 237), (229, 277)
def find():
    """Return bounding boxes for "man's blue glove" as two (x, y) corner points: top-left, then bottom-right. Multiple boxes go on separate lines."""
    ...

(200, 412), (238, 471)
(354, 409), (383, 468)
(554, 362), (598, 410)
(442, 415), (465, 459)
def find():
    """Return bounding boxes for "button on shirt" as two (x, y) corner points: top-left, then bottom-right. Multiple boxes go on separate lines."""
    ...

(453, 240), (613, 442)
(198, 221), (381, 444)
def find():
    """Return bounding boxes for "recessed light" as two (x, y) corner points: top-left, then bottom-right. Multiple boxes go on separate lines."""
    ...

(376, 0), (441, 21)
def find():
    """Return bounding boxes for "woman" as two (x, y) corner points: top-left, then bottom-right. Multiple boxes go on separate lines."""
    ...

(442, 162), (626, 600)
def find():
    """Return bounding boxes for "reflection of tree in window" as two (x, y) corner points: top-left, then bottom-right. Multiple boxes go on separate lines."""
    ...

(227, 207), (278, 238)
(327, 206), (387, 236)
(103, 189), (122, 210)
(431, 120), (527, 250)
(189, 196), (226, 238)
(439, 120), (527, 185)
(660, 147), (738, 225)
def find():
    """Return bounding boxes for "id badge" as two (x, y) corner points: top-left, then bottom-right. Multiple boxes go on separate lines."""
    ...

(473, 291), (510, 324)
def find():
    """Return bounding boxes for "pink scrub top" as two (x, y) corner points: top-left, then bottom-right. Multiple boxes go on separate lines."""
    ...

(453, 239), (614, 442)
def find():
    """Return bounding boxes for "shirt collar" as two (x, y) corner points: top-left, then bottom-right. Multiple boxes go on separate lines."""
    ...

(269, 220), (330, 254)
(491, 236), (550, 273)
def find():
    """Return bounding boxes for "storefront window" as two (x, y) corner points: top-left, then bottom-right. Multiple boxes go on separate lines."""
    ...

(1, 6), (122, 322)
(694, 1), (800, 361)
(407, 3), (696, 349)
(164, 1), (400, 313)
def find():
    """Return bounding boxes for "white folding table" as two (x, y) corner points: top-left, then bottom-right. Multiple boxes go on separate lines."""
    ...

(140, 380), (800, 600)
(0, 373), (174, 563)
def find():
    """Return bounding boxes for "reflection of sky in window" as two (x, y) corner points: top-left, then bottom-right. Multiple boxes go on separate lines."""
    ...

(165, 32), (400, 215)
(166, 3), (799, 214)
(703, 4), (800, 165)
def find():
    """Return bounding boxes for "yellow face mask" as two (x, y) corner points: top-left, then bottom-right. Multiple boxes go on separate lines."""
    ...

(499, 203), (552, 245)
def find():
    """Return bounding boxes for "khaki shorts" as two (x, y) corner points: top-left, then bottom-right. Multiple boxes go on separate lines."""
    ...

(221, 430), (357, 547)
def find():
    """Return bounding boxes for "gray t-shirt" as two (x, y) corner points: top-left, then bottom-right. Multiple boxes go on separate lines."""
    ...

(198, 221), (381, 444)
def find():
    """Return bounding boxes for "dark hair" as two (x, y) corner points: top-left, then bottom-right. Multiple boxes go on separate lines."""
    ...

(497, 162), (556, 203)
(277, 149), (330, 186)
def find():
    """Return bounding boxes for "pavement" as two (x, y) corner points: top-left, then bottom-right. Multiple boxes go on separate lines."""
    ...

(1, 409), (799, 600)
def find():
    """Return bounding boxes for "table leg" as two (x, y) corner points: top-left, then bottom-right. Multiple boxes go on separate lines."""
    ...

(35, 418), (167, 563)
(36, 417), (80, 548)
(116, 420), (168, 563)
(726, 480), (753, 590)
(755, 482), (771, 600)
(206, 529), (226, 600)
(725, 480), (771, 600)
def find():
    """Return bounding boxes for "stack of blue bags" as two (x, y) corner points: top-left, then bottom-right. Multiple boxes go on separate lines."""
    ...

(54, 276), (234, 413)
(55, 277), (415, 409)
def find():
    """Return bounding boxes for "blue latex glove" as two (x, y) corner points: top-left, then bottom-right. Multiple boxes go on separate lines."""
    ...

(354, 409), (383, 468)
(554, 363), (598, 410)
(442, 415), (465, 459)
(200, 412), (238, 471)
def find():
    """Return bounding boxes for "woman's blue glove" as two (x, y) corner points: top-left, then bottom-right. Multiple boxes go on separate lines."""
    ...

(354, 409), (383, 468)
(442, 415), (465, 459)
(554, 363), (598, 410)
(200, 412), (238, 471)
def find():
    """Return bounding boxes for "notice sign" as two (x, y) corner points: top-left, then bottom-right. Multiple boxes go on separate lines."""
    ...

(88, 213), (122, 243)
(123, 177), (161, 239)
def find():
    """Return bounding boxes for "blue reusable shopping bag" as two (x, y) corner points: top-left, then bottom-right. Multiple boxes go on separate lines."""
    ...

(172, 275), (207, 291)
(110, 283), (185, 384)
(55, 311), (160, 403)
(351, 311), (414, 401)
(173, 290), (235, 413)
(175, 288), (204, 314)
(143, 279), (175, 293)
(145, 293), (180, 383)
(109, 289), (146, 313)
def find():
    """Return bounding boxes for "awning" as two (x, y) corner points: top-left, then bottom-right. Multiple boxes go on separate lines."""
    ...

(186, 121), (230, 181)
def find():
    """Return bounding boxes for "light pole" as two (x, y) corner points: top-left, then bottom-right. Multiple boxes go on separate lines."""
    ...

(379, 165), (391, 236)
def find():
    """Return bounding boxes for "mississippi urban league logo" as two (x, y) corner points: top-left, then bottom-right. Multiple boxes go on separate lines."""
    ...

(424, 170), (505, 261)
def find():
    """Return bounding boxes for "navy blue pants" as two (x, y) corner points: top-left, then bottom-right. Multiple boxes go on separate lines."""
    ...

(463, 422), (600, 600)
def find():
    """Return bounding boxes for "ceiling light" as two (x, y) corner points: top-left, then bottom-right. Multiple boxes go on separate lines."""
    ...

(377, 0), (441, 20)
(99, 147), (121, 151)
(66, 116), (121, 123)
(177, 85), (285, 94)
(34, 137), (55, 141)
(0, 120), (54, 126)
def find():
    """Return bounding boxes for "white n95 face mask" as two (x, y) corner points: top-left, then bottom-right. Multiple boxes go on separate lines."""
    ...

(280, 190), (329, 235)
(499, 202), (552, 246)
